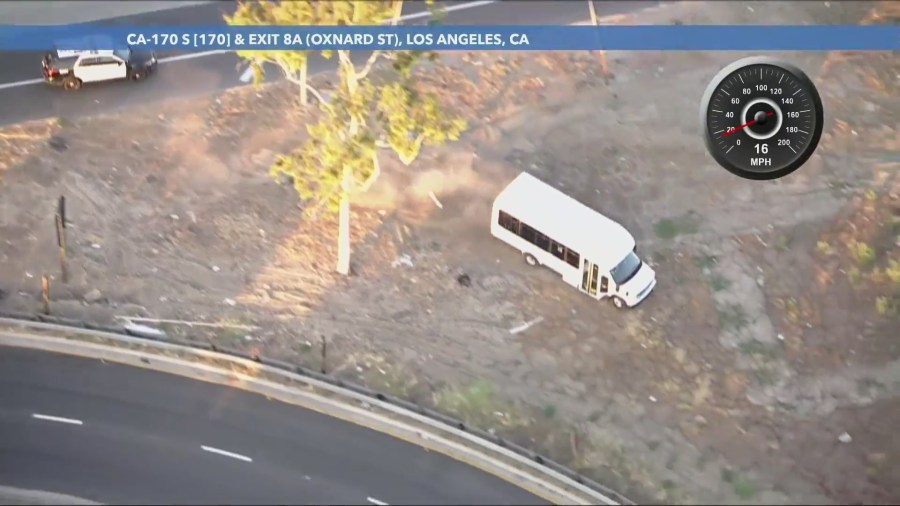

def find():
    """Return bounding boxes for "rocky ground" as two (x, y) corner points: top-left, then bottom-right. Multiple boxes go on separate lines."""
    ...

(1, 1), (898, 504)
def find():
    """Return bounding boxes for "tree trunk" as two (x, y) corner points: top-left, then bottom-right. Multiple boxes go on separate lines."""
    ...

(391, 0), (404, 25)
(336, 182), (351, 275)
(587, 0), (610, 78)
(299, 60), (309, 105)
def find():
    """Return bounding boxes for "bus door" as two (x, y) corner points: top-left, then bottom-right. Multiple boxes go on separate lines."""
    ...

(580, 259), (600, 297)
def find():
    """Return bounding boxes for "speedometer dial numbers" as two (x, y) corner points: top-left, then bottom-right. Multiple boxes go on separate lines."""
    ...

(700, 57), (824, 180)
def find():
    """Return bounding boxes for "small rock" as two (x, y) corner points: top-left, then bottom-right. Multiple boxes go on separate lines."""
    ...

(391, 254), (414, 268)
(838, 432), (852, 443)
(223, 298), (237, 306)
(170, 214), (179, 220)
(777, 333), (784, 341)
(694, 414), (707, 426)
(91, 243), (101, 249)
(48, 136), (68, 152)
(84, 289), (103, 303)
(211, 265), (221, 272)
(456, 273), (472, 287)
(649, 395), (658, 403)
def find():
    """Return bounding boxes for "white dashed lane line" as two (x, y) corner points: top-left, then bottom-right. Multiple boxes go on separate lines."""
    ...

(32, 413), (84, 425)
(200, 445), (254, 463)
(29, 412), (396, 503)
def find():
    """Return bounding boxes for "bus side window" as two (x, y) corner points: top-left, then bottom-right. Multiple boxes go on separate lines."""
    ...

(498, 210), (520, 234)
(550, 240), (566, 260)
(565, 249), (580, 267)
(534, 231), (550, 251)
(519, 223), (536, 243)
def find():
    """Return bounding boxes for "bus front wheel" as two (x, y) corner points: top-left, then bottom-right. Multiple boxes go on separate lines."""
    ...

(612, 296), (626, 309)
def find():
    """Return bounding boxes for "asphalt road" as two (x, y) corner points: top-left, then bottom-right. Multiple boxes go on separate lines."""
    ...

(0, 0), (660, 125)
(0, 345), (548, 505)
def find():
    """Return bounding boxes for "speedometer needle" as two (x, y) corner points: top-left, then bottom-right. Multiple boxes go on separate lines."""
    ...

(723, 111), (774, 137)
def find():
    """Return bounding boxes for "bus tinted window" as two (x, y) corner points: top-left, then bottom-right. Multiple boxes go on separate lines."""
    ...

(534, 231), (550, 251)
(565, 249), (580, 267)
(551, 241), (566, 260)
(498, 210), (520, 233)
(519, 223), (536, 243)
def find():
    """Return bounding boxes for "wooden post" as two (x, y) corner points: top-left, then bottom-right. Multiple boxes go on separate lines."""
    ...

(320, 335), (328, 374)
(55, 212), (68, 283)
(57, 195), (66, 229)
(41, 274), (50, 315)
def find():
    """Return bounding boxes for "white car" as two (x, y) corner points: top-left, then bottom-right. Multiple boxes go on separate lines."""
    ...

(42, 47), (158, 91)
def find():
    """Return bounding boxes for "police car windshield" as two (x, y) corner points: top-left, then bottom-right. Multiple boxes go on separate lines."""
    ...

(113, 48), (131, 60)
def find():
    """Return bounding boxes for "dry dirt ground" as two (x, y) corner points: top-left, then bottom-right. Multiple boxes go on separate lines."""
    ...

(1, 1), (898, 504)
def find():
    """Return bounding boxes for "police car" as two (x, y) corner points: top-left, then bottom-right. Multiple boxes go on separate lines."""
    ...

(42, 46), (158, 91)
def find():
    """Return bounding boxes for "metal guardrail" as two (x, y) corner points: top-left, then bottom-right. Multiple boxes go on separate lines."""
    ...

(0, 310), (633, 506)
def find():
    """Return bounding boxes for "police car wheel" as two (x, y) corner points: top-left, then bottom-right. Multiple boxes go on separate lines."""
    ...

(611, 296), (626, 309)
(131, 71), (146, 81)
(63, 76), (82, 91)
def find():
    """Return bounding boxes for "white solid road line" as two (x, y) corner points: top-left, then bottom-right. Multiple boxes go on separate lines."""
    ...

(0, 78), (43, 91)
(0, 0), (497, 91)
(32, 413), (84, 425)
(367, 497), (389, 505)
(200, 445), (254, 463)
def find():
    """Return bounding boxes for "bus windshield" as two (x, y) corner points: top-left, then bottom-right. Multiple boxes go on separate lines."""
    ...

(610, 251), (642, 285)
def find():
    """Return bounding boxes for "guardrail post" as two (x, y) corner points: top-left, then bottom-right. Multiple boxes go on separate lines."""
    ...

(41, 274), (50, 315)
(320, 335), (328, 374)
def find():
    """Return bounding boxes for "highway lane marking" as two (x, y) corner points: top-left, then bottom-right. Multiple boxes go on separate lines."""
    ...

(200, 445), (253, 463)
(0, 78), (43, 91)
(32, 413), (84, 425)
(367, 497), (389, 505)
(0, 0), (498, 91)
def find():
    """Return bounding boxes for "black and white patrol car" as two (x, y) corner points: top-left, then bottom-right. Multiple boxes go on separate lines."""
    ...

(42, 47), (158, 91)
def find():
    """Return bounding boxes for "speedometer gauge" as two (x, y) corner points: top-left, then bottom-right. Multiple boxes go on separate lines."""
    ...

(700, 56), (824, 180)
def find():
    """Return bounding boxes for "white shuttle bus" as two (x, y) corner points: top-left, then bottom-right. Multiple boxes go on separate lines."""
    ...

(491, 172), (656, 308)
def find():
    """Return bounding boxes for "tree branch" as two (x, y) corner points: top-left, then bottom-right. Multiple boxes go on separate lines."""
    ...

(356, 50), (383, 81)
(358, 152), (381, 193)
(281, 71), (334, 113)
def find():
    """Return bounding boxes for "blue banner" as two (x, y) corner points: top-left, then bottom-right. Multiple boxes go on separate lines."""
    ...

(0, 25), (897, 51)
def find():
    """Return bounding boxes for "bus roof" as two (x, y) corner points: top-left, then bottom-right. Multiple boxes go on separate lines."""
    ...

(493, 172), (635, 270)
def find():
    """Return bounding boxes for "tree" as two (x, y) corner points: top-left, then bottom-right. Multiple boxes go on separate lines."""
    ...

(225, 1), (317, 105)
(587, 0), (611, 79)
(237, 0), (466, 275)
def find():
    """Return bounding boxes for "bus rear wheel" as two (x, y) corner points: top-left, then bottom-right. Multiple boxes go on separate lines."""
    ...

(524, 253), (538, 266)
